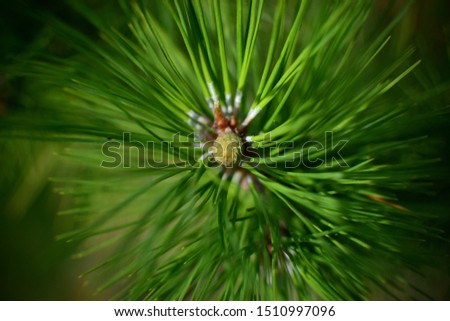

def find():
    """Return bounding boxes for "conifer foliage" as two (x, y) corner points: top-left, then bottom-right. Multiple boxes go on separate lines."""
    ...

(3, 0), (449, 300)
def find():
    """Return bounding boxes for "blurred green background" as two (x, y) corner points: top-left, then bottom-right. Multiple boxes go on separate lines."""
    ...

(0, 0), (449, 300)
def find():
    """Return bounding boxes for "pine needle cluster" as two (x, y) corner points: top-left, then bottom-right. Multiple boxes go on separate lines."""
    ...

(2, 0), (449, 300)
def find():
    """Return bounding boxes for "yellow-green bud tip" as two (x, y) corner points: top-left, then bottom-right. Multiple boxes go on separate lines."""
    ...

(211, 132), (242, 167)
